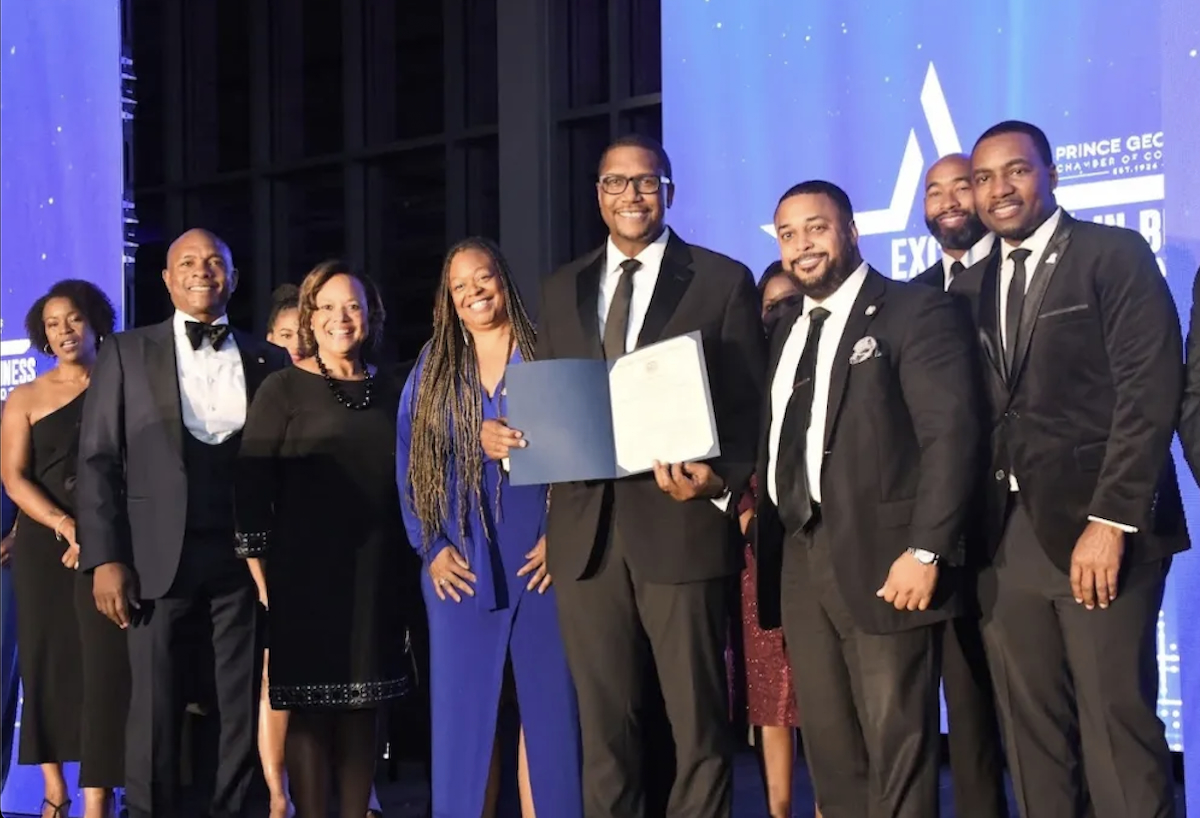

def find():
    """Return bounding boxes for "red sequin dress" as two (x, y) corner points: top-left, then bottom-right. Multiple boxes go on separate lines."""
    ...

(733, 476), (798, 727)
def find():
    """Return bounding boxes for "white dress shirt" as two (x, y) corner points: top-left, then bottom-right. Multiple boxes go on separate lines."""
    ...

(940, 232), (995, 291)
(172, 310), (247, 444)
(598, 226), (729, 509)
(767, 263), (869, 506)
(996, 209), (1135, 533)
(598, 227), (671, 353)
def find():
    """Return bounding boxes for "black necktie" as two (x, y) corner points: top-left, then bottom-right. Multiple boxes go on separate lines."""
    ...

(185, 320), (231, 351)
(1004, 248), (1032, 375)
(949, 260), (965, 281)
(775, 307), (831, 533)
(603, 259), (641, 359)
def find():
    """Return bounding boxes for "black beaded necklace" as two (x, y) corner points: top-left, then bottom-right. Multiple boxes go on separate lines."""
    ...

(315, 352), (373, 410)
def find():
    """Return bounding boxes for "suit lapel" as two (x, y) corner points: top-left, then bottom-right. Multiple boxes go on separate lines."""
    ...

(823, 269), (886, 451)
(1010, 215), (1075, 387)
(574, 248), (605, 359)
(147, 319), (184, 462)
(231, 330), (270, 402)
(977, 252), (1005, 387)
(757, 301), (805, 480)
(636, 234), (695, 348)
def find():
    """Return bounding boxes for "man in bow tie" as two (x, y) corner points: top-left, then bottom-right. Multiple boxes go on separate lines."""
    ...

(77, 228), (289, 818)
(757, 180), (981, 818)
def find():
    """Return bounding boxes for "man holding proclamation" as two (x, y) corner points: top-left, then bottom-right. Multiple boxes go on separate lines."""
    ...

(758, 180), (980, 818)
(77, 228), (289, 818)
(482, 134), (765, 817)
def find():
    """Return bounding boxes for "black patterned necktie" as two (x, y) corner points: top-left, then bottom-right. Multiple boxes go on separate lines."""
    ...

(774, 307), (831, 533)
(185, 320), (231, 351)
(1004, 248), (1032, 375)
(603, 259), (642, 359)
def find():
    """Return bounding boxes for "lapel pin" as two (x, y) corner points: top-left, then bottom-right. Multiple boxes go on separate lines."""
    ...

(865, 305), (877, 316)
(257, 356), (265, 364)
(1046, 252), (1057, 264)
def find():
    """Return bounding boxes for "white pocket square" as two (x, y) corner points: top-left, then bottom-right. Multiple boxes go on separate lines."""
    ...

(849, 336), (880, 365)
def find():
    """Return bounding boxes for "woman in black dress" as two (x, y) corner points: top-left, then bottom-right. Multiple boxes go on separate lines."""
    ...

(0, 280), (131, 818)
(236, 262), (408, 818)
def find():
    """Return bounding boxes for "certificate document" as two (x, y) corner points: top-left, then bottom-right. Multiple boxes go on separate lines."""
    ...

(505, 331), (721, 486)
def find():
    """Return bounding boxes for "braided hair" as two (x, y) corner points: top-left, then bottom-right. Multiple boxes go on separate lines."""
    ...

(407, 237), (538, 547)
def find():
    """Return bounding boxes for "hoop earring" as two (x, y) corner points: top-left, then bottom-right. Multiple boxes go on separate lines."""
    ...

(42, 343), (53, 356)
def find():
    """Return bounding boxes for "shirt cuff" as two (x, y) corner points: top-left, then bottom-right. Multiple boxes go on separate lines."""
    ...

(1087, 515), (1138, 534)
(711, 491), (732, 513)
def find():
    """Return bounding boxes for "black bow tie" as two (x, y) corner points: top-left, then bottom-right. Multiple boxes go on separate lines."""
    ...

(185, 321), (231, 351)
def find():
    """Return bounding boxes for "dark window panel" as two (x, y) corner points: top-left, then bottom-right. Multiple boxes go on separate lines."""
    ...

(364, 0), (444, 145)
(617, 104), (662, 145)
(130, 0), (165, 187)
(275, 169), (347, 281)
(463, 0), (498, 128)
(132, 193), (170, 326)
(184, 183), (256, 329)
(463, 136), (500, 243)
(368, 149), (446, 360)
(561, 0), (610, 109)
(300, 0), (344, 157)
(561, 116), (611, 259)
(626, 0), (661, 98)
(215, 0), (252, 172)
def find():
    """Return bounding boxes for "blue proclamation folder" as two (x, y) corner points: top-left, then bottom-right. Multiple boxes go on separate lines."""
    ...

(505, 331), (719, 486)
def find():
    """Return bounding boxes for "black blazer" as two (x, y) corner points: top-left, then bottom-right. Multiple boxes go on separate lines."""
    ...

(76, 319), (288, 598)
(536, 232), (766, 584)
(950, 213), (1188, 571)
(1177, 267), (1200, 483)
(911, 261), (945, 289)
(754, 268), (981, 634)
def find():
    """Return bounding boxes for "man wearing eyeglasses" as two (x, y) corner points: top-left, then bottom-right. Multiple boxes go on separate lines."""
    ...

(482, 134), (765, 817)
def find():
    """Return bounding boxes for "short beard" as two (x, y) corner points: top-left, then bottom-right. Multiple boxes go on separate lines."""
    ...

(925, 212), (988, 252)
(791, 243), (861, 301)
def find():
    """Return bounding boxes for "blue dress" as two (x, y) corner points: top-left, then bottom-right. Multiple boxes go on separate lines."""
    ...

(396, 347), (583, 818)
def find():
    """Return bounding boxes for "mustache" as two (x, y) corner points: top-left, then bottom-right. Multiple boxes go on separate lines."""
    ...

(989, 197), (1022, 212)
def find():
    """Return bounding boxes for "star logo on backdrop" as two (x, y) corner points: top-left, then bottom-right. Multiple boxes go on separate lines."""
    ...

(759, 62), (1166, 241)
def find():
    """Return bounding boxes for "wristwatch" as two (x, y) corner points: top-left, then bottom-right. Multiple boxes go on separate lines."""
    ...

(907, 547), (939, 565)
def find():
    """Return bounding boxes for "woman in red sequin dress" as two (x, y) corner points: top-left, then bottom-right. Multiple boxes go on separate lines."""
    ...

(731, 263), (822, 818)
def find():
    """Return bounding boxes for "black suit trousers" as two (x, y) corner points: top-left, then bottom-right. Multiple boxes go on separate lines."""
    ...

(554, 518), (733, 818)
(978, 500), (1174, 818)
(939, 611), (1010, 818)
(779, 520), (940, 818)
(124, 535), (259, 818)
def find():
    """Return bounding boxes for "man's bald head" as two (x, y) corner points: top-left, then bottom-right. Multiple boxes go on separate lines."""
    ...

(161, 228), (238, 323)
(923, 153), (988, 254)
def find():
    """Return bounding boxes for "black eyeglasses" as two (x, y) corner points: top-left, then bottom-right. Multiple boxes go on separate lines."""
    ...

(598, 174), (672, 195)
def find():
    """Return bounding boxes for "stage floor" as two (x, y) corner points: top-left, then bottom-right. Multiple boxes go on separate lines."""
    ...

(6, 752), (1181, 817)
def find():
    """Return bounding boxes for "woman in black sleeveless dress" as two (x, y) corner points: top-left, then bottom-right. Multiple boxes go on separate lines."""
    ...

(0, 281), (130, 818)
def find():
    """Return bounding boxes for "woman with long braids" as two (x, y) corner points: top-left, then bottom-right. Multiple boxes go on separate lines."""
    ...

(236, 262), (408, 818)
(0, 280), (130, 818)
(397, 238), (582, 817)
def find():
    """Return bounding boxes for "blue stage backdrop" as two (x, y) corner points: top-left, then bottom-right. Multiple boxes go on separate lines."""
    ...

(663, 0), (1200, 783)
(0, 0), (126, 811)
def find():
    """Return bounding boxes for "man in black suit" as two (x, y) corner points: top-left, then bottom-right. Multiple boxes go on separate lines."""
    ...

(757, 180), (980, 818)
(912, 152), (1009, 818)
(913, 153), (996, 290)
(78, 228), (289, 818)
(483, 134), (765, 817)
(951, 120), (1185, 818)
(1177, 267), (1200, 481)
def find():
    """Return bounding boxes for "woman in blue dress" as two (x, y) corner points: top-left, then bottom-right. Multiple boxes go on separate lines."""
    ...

(397, 237), (583, 818)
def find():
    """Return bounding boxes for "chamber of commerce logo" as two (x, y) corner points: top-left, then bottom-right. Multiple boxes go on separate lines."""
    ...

(759, 62), (1168, 278)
